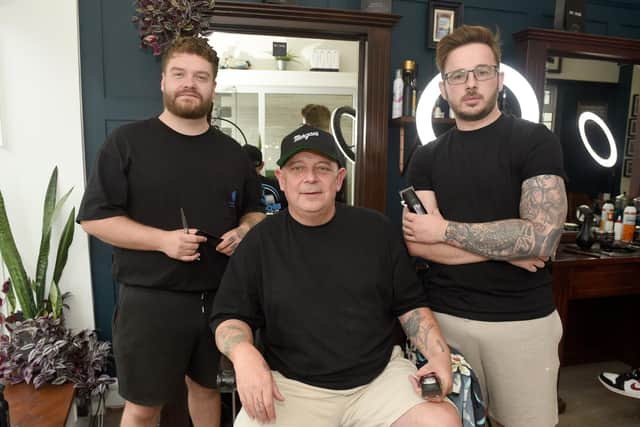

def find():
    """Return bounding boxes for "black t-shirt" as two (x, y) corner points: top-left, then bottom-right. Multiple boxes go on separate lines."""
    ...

(407, 114), (565, 321)
(77, 118), (261, 292)
(210, 204), (428, 389)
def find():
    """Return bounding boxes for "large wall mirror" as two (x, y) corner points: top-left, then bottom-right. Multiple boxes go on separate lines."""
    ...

(514, 29), (640, 221)
(210, 32), (359, 203)
(205, 2), (400, 212)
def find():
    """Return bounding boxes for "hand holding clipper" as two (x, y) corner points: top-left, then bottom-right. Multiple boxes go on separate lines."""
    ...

(399, 186), (428, 215)
(420, 374), (442, 399)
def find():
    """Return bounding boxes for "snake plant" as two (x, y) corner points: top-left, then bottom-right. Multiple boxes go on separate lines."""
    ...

(0, 167), (75, 319)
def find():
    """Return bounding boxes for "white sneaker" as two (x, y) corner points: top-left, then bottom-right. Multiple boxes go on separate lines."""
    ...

(598, 368), (640, 399)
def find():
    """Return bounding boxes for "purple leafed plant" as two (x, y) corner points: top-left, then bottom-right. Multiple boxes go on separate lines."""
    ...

(0, 282), (114, 403)
(132, 0), (216, 56)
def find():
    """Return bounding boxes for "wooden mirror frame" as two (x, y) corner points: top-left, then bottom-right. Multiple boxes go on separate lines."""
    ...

(205, 2), (400, 212)
(513, 28), (640, 195)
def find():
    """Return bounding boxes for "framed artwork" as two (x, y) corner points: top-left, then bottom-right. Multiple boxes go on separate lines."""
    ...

(626, 138), (635, 157)
(628, 118), (637, 137)
(546, 56), (562, 74)
(623, 158), (633, 177)
(427, 1), (464, 49)
(632, 94), (639, 117)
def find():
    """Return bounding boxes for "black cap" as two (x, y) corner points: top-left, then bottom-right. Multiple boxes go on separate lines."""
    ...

(241, 144), (262, 167)
(277, 124), (342, 167)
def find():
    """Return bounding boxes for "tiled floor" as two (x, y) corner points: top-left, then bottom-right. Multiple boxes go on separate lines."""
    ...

(558, 361), (640, 427)
(96, 361), (640, 426)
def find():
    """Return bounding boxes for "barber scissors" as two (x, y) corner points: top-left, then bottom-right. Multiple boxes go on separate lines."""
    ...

(180, 207), (189, 234)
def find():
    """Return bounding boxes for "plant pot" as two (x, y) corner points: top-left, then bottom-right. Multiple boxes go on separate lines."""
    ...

(276, 59), (287, 71)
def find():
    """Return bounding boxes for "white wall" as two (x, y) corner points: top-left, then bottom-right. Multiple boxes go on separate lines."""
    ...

(0, 0), (94, 330)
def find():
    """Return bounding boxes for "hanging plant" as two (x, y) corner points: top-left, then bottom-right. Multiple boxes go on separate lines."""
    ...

(132, 0), (216, 56)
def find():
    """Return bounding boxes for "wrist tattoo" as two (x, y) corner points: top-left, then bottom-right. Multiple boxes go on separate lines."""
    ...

(218, 324), (249, 357)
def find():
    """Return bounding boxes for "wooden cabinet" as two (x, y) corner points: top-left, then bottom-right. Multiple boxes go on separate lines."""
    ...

(552, 245), (640, 366)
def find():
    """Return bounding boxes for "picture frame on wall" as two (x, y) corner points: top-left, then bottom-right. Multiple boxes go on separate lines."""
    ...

(427, 1), (464, 49)
(632, 94), (639, 117)
(623, 158), (633, 177)
(546, 56), (562, 73)
(626, 138), (635, 157)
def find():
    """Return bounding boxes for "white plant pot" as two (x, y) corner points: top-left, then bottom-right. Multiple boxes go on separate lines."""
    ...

(276, 59), (287, 71)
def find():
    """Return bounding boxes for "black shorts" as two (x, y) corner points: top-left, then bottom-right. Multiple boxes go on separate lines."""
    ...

(112, 284), (220, 406)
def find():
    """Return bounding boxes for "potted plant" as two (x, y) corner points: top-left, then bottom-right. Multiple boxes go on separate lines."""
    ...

(0, 167), (114, 416)
(273, 53), (299, 71)
(132, 0), (216, 56)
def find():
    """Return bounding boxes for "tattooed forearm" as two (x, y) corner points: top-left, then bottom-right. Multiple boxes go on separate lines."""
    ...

(444, 175), (566, 260)
(399, 309), (435, 356)
(215, 323), (252, 358)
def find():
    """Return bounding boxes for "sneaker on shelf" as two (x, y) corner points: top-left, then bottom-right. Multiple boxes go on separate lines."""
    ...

(598, 368), (640, 399)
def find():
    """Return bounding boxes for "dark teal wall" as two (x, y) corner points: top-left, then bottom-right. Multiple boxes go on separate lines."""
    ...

(79, 0), (640, 339)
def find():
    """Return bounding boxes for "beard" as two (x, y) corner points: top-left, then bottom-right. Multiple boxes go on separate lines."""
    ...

(448, 84), (499, 122)
(164, 90), (212, 119)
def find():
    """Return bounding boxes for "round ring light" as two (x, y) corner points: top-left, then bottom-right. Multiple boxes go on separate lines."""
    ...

(577, 112), (617, 168)
(415, 63), (540, 145)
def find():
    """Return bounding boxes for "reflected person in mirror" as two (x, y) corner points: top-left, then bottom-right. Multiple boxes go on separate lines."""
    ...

(77, 37), (264, 427)
(242, 144), (287, 214)
(212, 125), (460, 427)
(403, 25), (567, 427)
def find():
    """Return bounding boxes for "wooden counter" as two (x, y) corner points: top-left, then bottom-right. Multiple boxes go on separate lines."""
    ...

(552, 243), (640, 366)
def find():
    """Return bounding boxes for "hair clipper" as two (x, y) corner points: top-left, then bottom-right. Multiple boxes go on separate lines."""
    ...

(420, 374), (441, 399)
(399, 186), (427, 215)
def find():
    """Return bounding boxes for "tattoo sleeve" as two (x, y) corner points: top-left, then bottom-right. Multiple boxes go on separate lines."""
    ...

(443, 174), (567, 260)
(215, 321), (253, 358)
(399, 308), (441, 358)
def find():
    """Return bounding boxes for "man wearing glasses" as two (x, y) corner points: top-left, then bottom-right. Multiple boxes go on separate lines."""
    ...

(403, 25), (567, 427)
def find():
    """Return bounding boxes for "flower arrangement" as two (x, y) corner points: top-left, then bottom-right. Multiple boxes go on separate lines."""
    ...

(132, 0), (216, 56)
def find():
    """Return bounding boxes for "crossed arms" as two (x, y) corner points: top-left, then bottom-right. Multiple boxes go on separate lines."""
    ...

(403, 174), (567, 266)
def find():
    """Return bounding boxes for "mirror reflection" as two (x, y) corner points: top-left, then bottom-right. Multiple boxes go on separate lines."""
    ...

(543, 57), (636, 220)
(208, 32), (359, 204)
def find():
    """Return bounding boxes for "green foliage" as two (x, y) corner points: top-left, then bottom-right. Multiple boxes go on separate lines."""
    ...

(132, 0), (216, 56)
(0, 167), (75, 320)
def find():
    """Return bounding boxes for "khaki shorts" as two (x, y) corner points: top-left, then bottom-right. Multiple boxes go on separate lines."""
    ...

(434, 310), (563, 427)
(234, 346), (449, 427)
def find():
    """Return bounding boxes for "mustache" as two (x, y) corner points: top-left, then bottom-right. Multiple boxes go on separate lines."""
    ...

(176, 90), (202, 99)
(462, 90), (482, 101)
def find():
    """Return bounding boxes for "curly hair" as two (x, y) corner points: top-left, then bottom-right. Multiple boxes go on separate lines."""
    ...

(436, 25), (501, 73)
(162, 36), (220, 78)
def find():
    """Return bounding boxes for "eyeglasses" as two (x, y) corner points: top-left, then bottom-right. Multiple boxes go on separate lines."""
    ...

(443, 64), (499, 85)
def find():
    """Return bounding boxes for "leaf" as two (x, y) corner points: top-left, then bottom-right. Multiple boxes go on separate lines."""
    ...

(34, 167), (58, 310)
(49, 281), (62, 320)
(0, 189), (36, 318)
(52, 208), (75, 288)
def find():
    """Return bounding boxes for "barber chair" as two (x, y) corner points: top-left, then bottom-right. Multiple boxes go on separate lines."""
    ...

(216, 340), (487, 426)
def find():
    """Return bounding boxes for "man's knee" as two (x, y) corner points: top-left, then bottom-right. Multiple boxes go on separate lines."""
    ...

(121, 401), (162, 425)
(394, 401), (461, 427)
(185, 375), (220, 400)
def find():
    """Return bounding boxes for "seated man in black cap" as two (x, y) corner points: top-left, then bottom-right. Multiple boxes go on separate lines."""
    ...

(211, 125), (460, 427)
(241, 144), (287, 214)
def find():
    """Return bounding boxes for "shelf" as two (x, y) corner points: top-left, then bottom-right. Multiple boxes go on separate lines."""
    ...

(391, 116), (456, 175)
(390, 116), (416, 126)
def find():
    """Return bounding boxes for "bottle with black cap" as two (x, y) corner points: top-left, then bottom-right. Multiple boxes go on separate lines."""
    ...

(402, 60), (416, 117)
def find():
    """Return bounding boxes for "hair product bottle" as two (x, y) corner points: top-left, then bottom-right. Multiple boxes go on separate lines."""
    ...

(392, 69), (403, 119)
